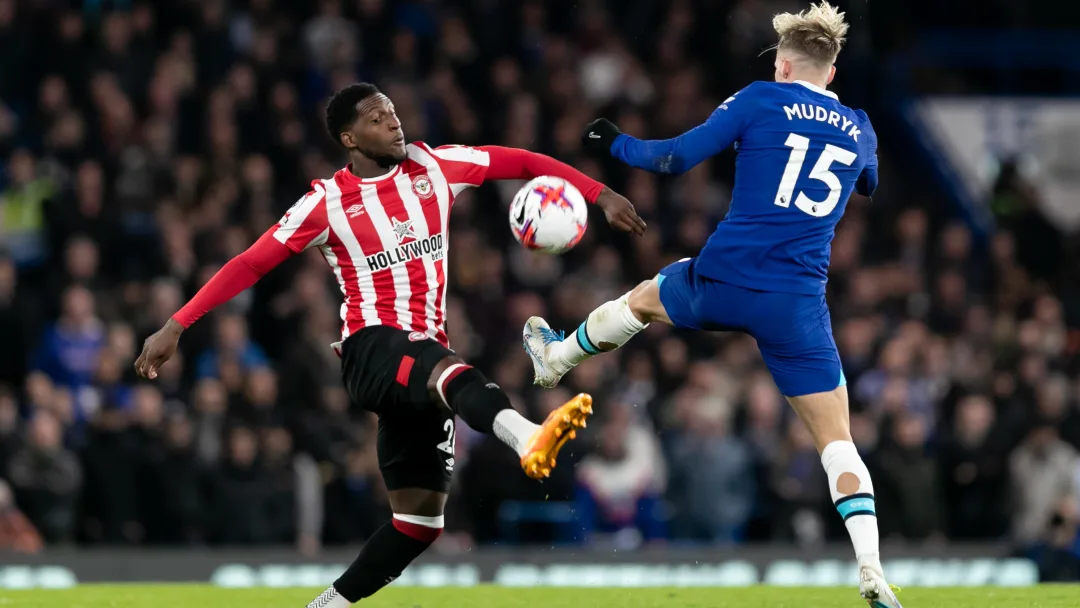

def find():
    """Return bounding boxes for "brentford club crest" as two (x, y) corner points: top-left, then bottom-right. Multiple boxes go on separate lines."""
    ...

(412, 175), (434, 199)
(408, 331), (429, 342)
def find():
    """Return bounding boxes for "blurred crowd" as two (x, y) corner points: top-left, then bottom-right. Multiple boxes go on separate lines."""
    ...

(0, 0), (1079, 579)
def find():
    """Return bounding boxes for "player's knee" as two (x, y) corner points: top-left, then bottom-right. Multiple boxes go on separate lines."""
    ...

(428, 360), (508, 413)
(425, 355), (465, 395)
(787, 387), (852, 451)
(627, 279), (662, 323)
(388, 487), (448, 518)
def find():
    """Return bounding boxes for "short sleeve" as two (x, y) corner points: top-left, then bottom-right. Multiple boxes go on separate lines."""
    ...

(273, 182), (330, 252)
(430, 145), (491, 196)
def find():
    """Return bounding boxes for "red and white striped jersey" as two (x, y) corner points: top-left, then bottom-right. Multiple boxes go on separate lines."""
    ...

(271, 142), (490, 347)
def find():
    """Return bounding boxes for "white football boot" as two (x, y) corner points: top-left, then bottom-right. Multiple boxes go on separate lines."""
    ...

(522, 316), (567, 389)
(860, 566), (903, 608)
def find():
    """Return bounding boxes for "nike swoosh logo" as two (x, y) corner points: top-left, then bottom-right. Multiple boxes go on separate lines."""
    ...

(588, 133), (601, 139)
(515, 201), (527, 225)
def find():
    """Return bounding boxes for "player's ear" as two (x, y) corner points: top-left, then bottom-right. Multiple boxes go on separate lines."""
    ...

(826, 65), (836, 85)
(340, 131), (355, 149)
(779, 56), (792, 81)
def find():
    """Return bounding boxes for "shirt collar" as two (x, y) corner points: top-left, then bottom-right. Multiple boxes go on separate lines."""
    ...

(794, 80), (839, 100)
(338, 164), (401, 187)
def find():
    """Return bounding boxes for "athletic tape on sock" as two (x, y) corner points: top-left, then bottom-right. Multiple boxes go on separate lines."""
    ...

(435, 363), (471, 406)
(575, 321), (602, 355)
(392, 513), (445, 528)
(392, 513), (444, 543)
(835, 492), (877, 520)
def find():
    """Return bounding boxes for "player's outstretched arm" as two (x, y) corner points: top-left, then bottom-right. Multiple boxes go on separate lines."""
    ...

(582, 106), (744, 176)
(136, 184), (328, 379)
(134, 230), (293, 379)
(479, 145), (647, 235)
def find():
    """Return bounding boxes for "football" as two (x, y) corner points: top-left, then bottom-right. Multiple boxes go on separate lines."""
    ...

(508, 176), (588, 254)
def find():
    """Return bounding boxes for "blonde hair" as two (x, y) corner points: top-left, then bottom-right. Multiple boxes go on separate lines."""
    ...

(772, 1), (849, 66)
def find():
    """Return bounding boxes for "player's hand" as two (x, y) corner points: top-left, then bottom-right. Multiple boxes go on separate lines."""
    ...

(581, 118), (621, 155)
(134, 319), (184, 380)
(596, 187), (647, 236)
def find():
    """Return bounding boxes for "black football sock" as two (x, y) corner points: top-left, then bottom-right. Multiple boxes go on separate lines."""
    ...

(435, 364), (512, 434)
(434, 364), (540, 455)
(309, 517), (441, 606)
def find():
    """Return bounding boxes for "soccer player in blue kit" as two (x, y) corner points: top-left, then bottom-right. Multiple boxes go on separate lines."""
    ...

(523, 3), (902, 607)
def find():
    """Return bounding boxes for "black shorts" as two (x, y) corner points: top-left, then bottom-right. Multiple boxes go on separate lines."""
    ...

(340, 326), (457, 493)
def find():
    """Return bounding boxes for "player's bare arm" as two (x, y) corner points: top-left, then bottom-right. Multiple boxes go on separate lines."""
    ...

(595, 187), (646, 235)
(133, 318), (182, 380)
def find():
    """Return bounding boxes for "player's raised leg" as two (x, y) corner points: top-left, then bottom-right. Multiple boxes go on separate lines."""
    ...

(524, 276), (669, 388)
(427, 356), (591, 479)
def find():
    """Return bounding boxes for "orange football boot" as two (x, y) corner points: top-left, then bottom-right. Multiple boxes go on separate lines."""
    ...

(520, 393), (593, 480)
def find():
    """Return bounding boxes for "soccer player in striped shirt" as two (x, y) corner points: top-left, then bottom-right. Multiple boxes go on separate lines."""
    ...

(134, 82), (645, 607)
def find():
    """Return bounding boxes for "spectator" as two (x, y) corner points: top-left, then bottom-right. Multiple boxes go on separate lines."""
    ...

(0, 149), (55, 270)
(875, 412), (943, 541)
(195, 313), (270, 380)
(140, 411), (205, 545)
(31, 285), (106, 405)
(771, 416), (829, 546)
(0, 254), (35, 388)
(575, 402), (667, 547)
(191, 378), (229, 465)
(0, 479), (42, 554)
(207, 425), (274, 544)
(939, 395), (1009, 539)
(80, 404), (142, 544)
(322, 437), (389, 546)
(668, 390), (754, 543)
(0, 385), (22, 474)
(7, 411), (82, 543)
(260, 423), (323, 552)
(1011, 419), (1080, 548)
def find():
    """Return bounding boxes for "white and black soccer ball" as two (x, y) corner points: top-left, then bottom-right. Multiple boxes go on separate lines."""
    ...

(508, 176), (588, 254)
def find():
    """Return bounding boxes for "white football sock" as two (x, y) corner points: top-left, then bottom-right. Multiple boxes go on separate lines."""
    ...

(549, 292), (647, 375)
(820, 440), (882, 573)
(307, 586), (350, 607)
(493, 409), (540, 457)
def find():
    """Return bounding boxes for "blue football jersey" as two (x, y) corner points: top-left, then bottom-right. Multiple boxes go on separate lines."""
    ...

(610, 80), (878, 295)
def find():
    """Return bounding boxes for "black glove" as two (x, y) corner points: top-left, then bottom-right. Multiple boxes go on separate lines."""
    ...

(581, 118), (621, 155)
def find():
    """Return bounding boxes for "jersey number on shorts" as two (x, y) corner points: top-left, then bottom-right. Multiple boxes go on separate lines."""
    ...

(437, 419), (456, 471)
(773, 133), (858, 218)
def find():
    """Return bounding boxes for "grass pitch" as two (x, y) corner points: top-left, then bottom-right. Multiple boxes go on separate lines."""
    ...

(2, 585), (1080, 607)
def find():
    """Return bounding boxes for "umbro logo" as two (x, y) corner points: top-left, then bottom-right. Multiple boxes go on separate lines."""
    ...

(346, 204), (366, 218)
